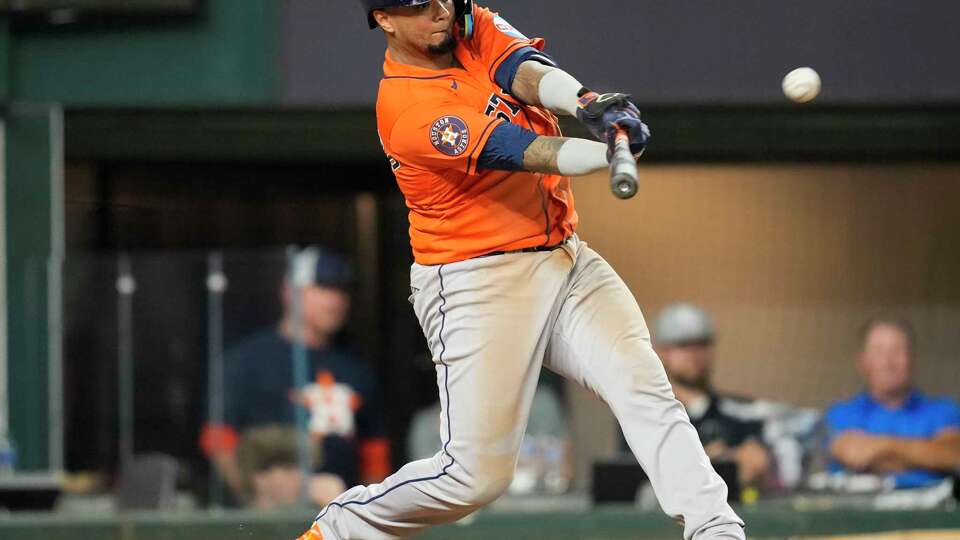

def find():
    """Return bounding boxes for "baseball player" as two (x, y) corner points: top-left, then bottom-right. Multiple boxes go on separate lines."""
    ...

(299, 1), (745, 538)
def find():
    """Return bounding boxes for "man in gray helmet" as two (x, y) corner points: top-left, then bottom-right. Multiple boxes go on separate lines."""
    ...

(654, 303), (774, 492)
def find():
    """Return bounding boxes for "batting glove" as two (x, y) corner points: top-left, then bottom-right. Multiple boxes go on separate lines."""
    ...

(576, 91), (651, 157)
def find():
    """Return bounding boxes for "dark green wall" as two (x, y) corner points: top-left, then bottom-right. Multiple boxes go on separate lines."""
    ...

(0, 509), (959, 540)
(1, 19), (9, 101)
(3, 105), (58, 471)
(9, 0), (279, 106)
(2, 0), (282, 473)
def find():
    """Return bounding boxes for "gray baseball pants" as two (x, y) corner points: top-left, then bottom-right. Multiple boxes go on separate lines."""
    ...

(313, 236), (745, 539)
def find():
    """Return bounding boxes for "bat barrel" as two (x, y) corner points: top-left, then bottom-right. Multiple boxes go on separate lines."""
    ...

(609, 129), (638, 199)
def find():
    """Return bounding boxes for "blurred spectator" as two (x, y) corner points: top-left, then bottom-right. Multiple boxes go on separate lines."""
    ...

(826, 318), (960, 489)
(236, 426), (309, 510)
(201, 247), (390, 507)
(653, 303), (775, 492)
(235, 426), (347, 511)
(408, 375), (572, 495)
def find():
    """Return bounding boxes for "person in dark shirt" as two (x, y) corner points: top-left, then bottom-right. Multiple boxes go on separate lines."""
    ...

(653, 303), (773, 491)
(201, 248), (390, 507)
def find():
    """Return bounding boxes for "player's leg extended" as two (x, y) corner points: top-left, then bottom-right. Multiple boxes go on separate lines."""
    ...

(545, 241), (745, 540)
(311, 251), (573, 539)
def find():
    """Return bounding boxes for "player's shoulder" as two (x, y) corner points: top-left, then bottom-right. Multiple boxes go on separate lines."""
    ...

(472, 5), (497, 27)
(473, 5), (519, 32)
(377, 86), (465, 150)
(378, 79), (453, 128)
(378, 79), (450, 116)
(470, 5), (531, 46)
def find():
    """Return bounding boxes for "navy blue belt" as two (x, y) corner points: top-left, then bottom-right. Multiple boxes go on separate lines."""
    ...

(478, 237), (570, 258)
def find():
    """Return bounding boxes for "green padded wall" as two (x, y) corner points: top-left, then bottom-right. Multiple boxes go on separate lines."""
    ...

(1, 19), (9, 101)
(2, 104), (62, 471)
(9, 0), (278, 106)
(0, 509), (959, 540)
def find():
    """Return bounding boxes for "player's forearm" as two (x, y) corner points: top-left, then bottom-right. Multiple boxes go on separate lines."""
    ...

(523, 136), (608, 176)
(512, 62), (583, 116)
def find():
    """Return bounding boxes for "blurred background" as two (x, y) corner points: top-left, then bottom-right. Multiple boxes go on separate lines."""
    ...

(1, 1), (959, 539)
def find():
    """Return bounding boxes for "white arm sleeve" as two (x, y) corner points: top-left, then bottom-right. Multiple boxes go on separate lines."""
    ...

(556, 139), (609, 176)
(537, 69), (584, 117)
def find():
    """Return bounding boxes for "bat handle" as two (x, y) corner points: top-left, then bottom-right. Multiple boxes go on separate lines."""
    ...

(609, 128), (639, 200)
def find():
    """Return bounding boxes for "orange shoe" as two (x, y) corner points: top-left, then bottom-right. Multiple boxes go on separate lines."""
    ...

(297, 522), (324, 540)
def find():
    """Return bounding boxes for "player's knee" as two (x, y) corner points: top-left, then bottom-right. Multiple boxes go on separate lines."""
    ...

(458, 467), (513, 507)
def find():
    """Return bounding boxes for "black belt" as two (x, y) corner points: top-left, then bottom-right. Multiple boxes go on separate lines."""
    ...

(478, 237), (570, 258)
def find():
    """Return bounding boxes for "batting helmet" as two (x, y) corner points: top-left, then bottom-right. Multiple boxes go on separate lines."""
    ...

(363, 0), (474, 39)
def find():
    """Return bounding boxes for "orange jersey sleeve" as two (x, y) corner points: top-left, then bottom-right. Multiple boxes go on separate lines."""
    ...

(468, 6), (548, 84)
(389, 101), (504, 176)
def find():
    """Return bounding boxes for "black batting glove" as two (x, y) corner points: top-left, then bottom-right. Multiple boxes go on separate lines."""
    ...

(576, 90), (651, 157)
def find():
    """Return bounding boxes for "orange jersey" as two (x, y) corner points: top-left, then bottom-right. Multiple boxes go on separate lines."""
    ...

(376, 6), (578, 265)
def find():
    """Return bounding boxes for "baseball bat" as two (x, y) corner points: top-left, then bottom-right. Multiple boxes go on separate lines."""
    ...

(609, 128), (639, 200)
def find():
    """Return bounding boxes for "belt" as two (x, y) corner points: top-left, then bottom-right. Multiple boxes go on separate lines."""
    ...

(478, 237), (571, 258)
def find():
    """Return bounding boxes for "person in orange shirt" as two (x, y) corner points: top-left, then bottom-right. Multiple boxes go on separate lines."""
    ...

(299, 2), (745, 539)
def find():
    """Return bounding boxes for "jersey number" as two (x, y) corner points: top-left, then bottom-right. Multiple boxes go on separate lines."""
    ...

(484, 94), (522, 123)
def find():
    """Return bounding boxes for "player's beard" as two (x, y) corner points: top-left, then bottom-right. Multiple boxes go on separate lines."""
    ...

(427, 32), (457, 56)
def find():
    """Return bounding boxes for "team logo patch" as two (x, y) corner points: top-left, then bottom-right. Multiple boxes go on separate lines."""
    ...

(430, 116), (470, 157)
(493, 16), (526, 39)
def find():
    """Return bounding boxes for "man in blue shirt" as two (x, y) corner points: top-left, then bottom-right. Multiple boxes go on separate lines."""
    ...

(202, 248), (391, 507)
(826, 318), (960, 489)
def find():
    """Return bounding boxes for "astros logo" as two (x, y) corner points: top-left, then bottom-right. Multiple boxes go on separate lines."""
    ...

(430, 116), (470, 157)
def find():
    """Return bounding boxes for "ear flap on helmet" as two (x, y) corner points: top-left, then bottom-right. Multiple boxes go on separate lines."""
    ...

(455, 0), (474, 39)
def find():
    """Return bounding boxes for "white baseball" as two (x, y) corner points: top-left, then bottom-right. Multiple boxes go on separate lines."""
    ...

(782, 67), (821, 103)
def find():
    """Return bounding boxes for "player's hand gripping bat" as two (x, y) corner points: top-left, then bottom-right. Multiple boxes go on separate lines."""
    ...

(576, 92), (648, 199)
